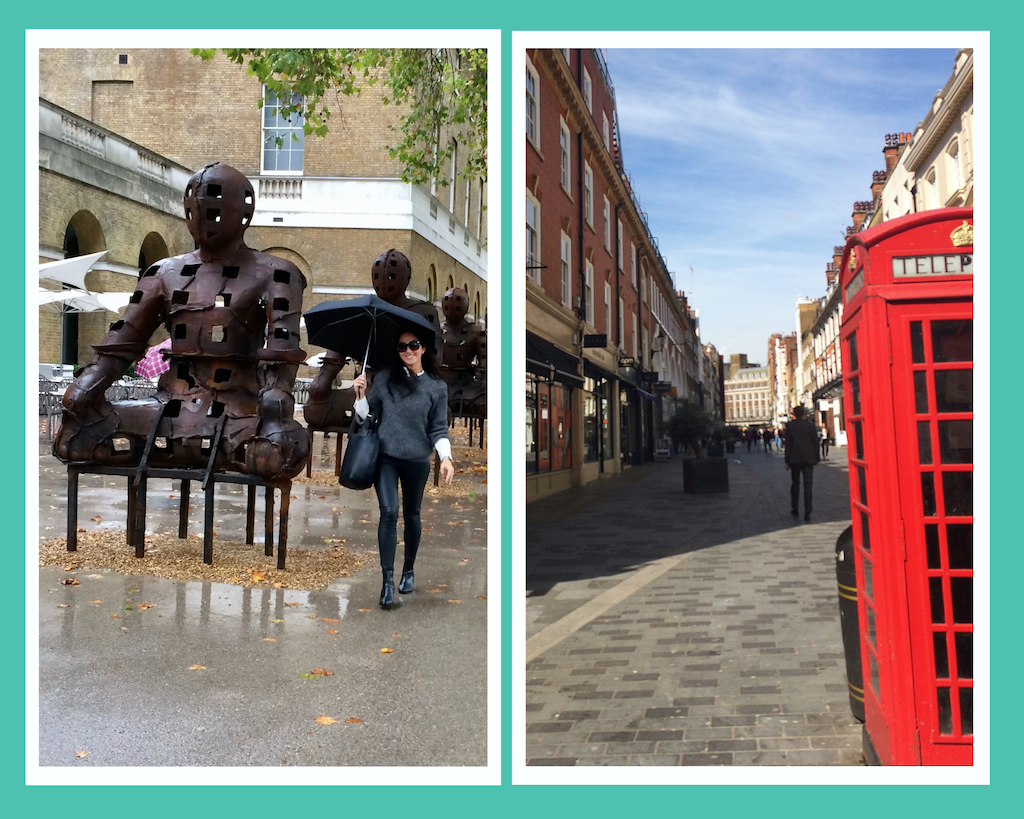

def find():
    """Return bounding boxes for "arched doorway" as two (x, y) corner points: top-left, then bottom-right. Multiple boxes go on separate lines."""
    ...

(61, 211), (106, 365)
(138, 232), (169, 273)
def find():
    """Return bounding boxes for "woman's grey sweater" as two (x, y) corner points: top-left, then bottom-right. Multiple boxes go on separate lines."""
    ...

(366, 368), (450, 462)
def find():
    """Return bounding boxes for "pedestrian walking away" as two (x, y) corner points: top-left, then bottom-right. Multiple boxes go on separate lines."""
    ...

(784, 406), (820, 521)
(762, 427), (773, 453)
(774, 427), (782, 451)
(820, 423), (830, 460)
(353, 331), (454, 608)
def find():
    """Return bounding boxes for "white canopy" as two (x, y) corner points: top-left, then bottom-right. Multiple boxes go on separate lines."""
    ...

(38, 250), (110, 290)
(37, 288), (131, 313)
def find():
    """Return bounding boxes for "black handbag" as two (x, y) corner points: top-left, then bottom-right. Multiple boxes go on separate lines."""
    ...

(339, 412), (380, 490)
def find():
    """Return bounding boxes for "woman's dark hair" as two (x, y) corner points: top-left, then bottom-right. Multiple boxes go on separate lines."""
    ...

(383, 331), (441, 396)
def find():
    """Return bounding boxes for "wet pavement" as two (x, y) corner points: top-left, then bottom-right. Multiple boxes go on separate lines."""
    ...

(525, 444), (862, 766)
(35, 441), (488, 767)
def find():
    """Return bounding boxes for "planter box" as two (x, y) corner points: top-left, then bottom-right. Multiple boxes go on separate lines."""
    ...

(683, 456), (729, 493)
(725, 441), (736, 453)
(706, 442), (725, 457)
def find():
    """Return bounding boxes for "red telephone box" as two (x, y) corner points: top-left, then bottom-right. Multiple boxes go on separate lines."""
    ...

(839, 207), (973, 766)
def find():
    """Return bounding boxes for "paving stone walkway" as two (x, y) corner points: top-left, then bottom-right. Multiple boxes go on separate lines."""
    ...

(526, 444), (864, 766)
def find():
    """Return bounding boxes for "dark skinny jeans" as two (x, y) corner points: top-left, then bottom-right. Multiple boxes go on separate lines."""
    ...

(374, 454), (431, 573)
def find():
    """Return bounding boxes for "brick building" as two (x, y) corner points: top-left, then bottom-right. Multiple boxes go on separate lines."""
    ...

(37, 48), (488, 370)
(525, 48), (704, 501)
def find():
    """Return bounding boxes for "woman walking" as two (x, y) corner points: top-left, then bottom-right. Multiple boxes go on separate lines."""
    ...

(820, 423), (830, 461)
(353, 331), (454, 608)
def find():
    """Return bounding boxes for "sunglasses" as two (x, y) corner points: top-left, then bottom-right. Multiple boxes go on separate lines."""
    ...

(396, 340), (423, 352)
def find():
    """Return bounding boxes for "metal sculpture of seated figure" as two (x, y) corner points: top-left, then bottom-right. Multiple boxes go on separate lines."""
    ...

(439, 287), (486, 421)
(304, 249), (440, 445)
(54, 162), (309, 481)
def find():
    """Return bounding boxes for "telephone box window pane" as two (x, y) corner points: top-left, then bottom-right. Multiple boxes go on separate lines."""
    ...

(848, 332), (859, 372)
(914, 371), (929, 413)
(950, 577), (972, 624)
(943, 471), (973, 516)
(854, 421), (864, 460)
(921, 472), (937, 516)
(959, 688), (973, 735)
(850, 377), (861, 416)
(932, 319), (973, 362)
(929, 577), (945, 624)
(934, 369), (972, 413)
(947, 524), (973, 569)
(910, 321), (925, 364)
(937, 687), (953, 734)
(862, 555), (873, 599)
(917, 421), (932, 464)
(932, 632), (949, 678)
(925, 523), (941, 568)
(866, 605), (876, 646)
(857, 466), (867, 505)
(938, 419), (972, 464)
(955, 632), (973, 679)
(869, 652), (880, 697)
(860, 510), (871, 554)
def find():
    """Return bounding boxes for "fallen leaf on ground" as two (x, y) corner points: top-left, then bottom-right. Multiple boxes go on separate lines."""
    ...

(320, 618), (340, 623)
(119, 626), (128, 631)
(392, 633), (401, 637)
(448, 599), (462, 604)
(477, 595), (487, 600)
(308, 615), (317, 619)
(138, 602), (156, 610)
(327, 629), (338, 635)
(268, 618), (284, 623)
(57, 604), (69, 609)
(90, 600), (102, 605)
(358, 608), (371, 613)
(358, 519), (371, 524)
(262, 637), (277, 642)
(90, 515), (102, 522)
(314, 716), (338, 726)
(63, 564), (78, 572)
(272, 582), (286, 589)
(428, 589), (440, 593)
(251, 572), (265, 582)
(284, 602), (301, 607)
(110, 614), (119, 619)
(188, 665), (206, 670)
(310, 668), (333, 676)
(75, 750), (89, 759)
(379, 647), (393, 654)
(86, 574), (103, 578)
(345, 717), (363, 724)
(60, 578), (79, 586)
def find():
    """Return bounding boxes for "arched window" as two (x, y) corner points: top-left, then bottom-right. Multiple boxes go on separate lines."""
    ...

(447, 274), (455, 292)
(427, 264), (438, 304)
(948, 140), (962, 192)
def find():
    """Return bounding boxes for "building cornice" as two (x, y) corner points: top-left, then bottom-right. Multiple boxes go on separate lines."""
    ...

(903, 52), (973, 173)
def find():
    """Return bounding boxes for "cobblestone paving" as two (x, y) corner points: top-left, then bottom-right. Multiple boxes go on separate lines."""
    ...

(526, 446), (864, 766)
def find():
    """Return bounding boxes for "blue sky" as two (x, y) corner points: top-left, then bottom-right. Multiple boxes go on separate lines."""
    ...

(605, 48), (959, 362)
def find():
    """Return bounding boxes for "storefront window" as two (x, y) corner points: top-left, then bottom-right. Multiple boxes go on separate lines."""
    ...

(550, 382), (572, 471)
(527, 373), (572, 474)
(582, 377), (599, 463)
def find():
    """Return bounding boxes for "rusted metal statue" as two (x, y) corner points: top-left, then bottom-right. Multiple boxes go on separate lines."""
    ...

(54, 162), (309, 481)
(304, 249), (440, 461)
(439, 287), (486, 432)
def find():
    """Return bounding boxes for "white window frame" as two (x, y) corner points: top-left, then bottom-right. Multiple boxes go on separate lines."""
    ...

(449, 139), (458, 212)
(617, 296), (624, 347)
(603, 196), (611, 251)
(526, 59), (540, 148)
(561, 48), (570, 64)
(559, 117), (571, 195)
(464, 177), (471, 225)
(585, 261), (595, 325)
(584, 163), (594, 227)
(605, 281), (611, 336)
(582, 67), (593, 114)
(526, 190), (541, 283)
(602, 111), (610, 152)
(617, 220), (624, 269)
(261, 85), (305, 176)
(926, 170), (938, 209)
(948, 140), (962, 191)
(560, 231), (572, 307)
(631, 243), (637, 288)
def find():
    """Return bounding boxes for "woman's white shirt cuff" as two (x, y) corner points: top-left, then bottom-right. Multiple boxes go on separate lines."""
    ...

(435, 438), (452, 461)
(354, 397), (369, 419)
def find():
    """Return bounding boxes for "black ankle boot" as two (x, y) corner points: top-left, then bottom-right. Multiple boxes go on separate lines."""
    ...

(379, 569), (395, 608)
(398, 568), (414, 594)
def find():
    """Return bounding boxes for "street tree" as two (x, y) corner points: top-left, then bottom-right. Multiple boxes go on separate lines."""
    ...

(191, 48), (487, 186)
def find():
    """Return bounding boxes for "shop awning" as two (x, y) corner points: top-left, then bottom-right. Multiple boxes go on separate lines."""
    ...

(526, 331), (584, 388)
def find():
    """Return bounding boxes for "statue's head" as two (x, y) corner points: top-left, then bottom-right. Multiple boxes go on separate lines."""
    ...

(442, 287), (469, 323)
(371, 249), (412, 303)
(183, 163), (254, 251)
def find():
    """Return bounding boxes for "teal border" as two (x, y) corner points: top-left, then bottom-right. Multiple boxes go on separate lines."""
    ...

(9, 1), (1017, 808)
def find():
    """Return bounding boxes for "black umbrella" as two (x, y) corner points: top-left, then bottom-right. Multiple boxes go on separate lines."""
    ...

(304, 294), (436, 369)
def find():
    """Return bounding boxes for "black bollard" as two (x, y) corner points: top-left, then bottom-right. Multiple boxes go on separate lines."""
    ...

(836, 525), (865, 723)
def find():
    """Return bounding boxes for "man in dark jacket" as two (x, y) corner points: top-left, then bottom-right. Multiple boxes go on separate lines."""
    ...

(784, 406), (820, 521)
